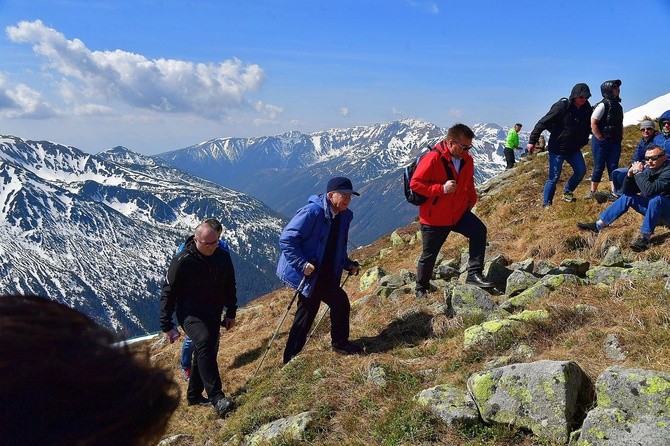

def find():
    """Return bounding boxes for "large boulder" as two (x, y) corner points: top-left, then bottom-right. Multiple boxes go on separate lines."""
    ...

(467, 360), (594, 444)
(447, 284), (499, 319)
(573, 366), (670, 446)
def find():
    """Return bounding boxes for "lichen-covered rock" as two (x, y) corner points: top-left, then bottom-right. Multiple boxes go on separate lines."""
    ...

(538, 273), (583, 290)
(463, 318), (520, 348)
(367, 365), (386, 388)
(388, 285), (414, 301)
(603, 333), (626, 362)
(435, 264), (460, 280)
(559, 259), (590, 277)
(601, 246), (624, 267)
(574, 366), (670, 446)
(508, 309), (549, 324)
(379, 274), (406, 289)
(510, 258), (535, 273)
(414, 384), (480, 426)
(390, 230), (405, 246)
(448, 284), (499, 319)
(499, 284), (551, 312)
(483, 260), (513, 285)
(359, 266), (388, 291)
(467, 360), (594, 444)
(243, 411), (314, 446)
(505, 269), (539, 297)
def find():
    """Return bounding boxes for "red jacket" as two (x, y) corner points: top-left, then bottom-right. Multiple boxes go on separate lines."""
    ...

(409, 140), (477, 226)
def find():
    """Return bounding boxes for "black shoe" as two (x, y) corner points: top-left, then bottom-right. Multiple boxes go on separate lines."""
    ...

(577, 222), (599, 233)
(415, 290), (428, 299)
(187, 395), (213, 407)
(465, 273), (494, 288)
(630, 236), (651, 252)
(332, 341), (364, 355)
(214, 397), (234, 417)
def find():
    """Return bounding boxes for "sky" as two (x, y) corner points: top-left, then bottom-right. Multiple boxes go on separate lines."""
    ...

(0, 0), (669, 155)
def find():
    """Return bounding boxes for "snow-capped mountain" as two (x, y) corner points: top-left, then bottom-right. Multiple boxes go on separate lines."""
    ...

(157, 119), (523, 246)
(0, 136), (285, 336)
(623, 93), (670, 126)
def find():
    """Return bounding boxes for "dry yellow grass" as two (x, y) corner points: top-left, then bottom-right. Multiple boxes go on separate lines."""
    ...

(150, 124), (670, 445)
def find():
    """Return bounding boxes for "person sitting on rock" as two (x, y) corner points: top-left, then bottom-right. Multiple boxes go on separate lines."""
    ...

(577, 145), (670, 251)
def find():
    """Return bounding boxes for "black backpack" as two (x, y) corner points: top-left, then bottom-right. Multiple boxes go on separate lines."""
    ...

(403, 147), (453, 206)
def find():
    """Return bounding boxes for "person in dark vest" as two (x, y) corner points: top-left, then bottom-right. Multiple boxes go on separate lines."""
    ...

(277, 176), (363, 364)
(586, 79), (624, 200)
(527, 83), (592, 207)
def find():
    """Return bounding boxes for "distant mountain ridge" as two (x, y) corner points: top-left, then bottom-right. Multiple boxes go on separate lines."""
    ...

(0, 136), (285, 336)
(157, 119), (524, 246)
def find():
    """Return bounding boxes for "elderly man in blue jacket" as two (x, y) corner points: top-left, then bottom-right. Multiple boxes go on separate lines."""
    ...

(277, 176), (362, 363)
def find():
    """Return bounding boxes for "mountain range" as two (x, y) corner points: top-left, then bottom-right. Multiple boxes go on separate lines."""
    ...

(0, 137), (285, 336)
(156, 119), (521, 247)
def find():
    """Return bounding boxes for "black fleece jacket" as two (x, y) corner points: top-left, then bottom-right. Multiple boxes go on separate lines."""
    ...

(159, 239), (237, 332)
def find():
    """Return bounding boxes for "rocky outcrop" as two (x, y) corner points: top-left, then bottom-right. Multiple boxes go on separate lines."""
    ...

(242, 411), (315, 446)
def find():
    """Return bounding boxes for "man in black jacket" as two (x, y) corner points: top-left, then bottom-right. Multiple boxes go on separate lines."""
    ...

(527, 83), (592, 207)
(160, 219), (237, 417)
(577, 145), (670, 251)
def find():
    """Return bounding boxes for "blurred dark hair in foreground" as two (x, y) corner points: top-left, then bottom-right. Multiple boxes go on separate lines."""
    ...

(0, 294), (180, 445)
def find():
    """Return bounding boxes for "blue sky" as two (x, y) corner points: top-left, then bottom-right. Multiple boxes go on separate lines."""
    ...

(0, 0), (669, 155)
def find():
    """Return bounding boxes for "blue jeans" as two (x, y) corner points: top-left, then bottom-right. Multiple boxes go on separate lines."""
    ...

(180, 336), (194, 369)
(591, 138), (622, 183)
(600, 194), (670, 235)
(543, 151), (586, 205)
(611, 167), (628, 194)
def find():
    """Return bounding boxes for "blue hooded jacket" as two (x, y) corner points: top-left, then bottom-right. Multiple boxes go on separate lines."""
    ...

(654, 110), (670, 156)
(276, 193), (356, 298)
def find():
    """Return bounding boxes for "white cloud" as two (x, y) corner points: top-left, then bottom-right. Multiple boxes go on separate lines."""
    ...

(254, 101), (283, 119)
(448, 108), (463, 119)
(391, 107), (403, 117)
(404, 1), (439, 15)
(339, 107), (349, 117)
(0, 73), (58, 118)
(5, 20), (281, 120)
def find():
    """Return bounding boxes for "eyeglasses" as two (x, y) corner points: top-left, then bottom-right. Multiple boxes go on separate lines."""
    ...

(663, 121), (670, 127)
(450, 140), (473, 151)
(196, 238), (219, 247)
(644, 154), (664, 161)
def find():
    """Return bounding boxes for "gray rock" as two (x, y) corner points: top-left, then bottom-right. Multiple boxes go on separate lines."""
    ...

(505, 269), (539, 297)
(499, 284), (551, 312)
(575, 366), (670, 446)
(359, 266), (388, 291)
(483, 261), (513, 285)
(379, 274), (406, 289)
(435, 264), (460, 280)
(510, 258), (535, 273)
(467, 360), (594, 444)
(414, 384), (480, 426)
(367, 365), (387, 387)
(448, 283), (499, 319)
(603, 333), (626, 362)
(390, 230), (405, 246)
(243, 411), (315, 446)
(601, 246), (624, 267)
(559, 259), (590, 276)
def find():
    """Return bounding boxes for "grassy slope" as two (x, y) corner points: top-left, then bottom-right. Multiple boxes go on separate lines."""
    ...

(151, 125), (670, 445)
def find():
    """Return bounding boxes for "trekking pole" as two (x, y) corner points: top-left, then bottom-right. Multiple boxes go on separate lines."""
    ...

(305, 272), (352, 345)
(251, 275), (307, 380)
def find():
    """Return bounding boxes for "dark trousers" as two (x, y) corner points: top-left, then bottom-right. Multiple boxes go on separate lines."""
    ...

(183, 316), (224, 403)
(416, 210), (487, 292)
(283, 277), (350, 364)
(504, 147), (515, 169)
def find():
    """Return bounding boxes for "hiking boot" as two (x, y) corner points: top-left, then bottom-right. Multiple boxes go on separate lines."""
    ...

(187, 395), (212, 407)
(630, 236), (651, 252)
(181, 367), (191, 381)
(465, 273), (494, 288)
(332, 341), (364, 355)
(607, 192), (620, 202)
(592, 192), (609, 204)
(415, 290), (428, 299)
(576, 222), (600, 233)
(214, 397), (234, 417)
(562, 192), (576, 203)
(584, 191), (595, 200)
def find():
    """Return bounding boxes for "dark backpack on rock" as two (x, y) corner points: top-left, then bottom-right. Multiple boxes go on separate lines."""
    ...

(403, 147), (452, 206)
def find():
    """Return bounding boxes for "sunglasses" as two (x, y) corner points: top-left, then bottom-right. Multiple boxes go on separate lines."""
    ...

(641, 128), (654, 132)
(451, 140), (473, 151)
(644, 154), (664, 161)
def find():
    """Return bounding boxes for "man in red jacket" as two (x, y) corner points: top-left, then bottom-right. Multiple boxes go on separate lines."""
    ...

(410, 123), (493, 298)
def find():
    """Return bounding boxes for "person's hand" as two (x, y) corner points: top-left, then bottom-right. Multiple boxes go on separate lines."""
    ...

(443, 180), (457, 194)
(164, 328), (180, 344)
(221, 317), (235, 330)
(526, 143), (535, 154)
(630, 161), (645, 175)
(348, 263), (360, 276)
(303, 262), (315, 276)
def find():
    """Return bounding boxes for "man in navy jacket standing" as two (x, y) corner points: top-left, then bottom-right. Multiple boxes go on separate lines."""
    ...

(277, 176), (362, 364)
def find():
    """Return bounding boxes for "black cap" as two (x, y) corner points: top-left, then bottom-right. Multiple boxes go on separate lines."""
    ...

(326, 176), (360, 196)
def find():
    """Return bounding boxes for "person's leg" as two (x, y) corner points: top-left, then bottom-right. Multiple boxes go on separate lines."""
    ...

(184, 317), (224, 403)
(543, 152), (564, 205)
(599, 195), (641, 226)
(564, 150), (587, 194)
(416, 224), (451, 292)
(610, 167), (628, 195)
(605, 141), (622, 193)
(180, 336), (193, 370)
(320, 283), (351, 346)
(283, 293), (321, 364)
(504, 147), (515, 169)
(640, 195), (670, 235)
(452, 210), (487, 276)
(589, 138), (605, 193)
